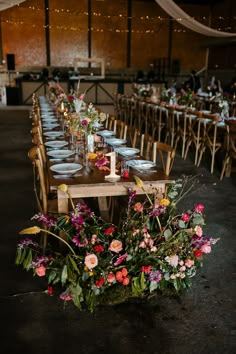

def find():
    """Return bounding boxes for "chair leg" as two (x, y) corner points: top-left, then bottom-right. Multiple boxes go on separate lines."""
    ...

(220, 156), (230, 180)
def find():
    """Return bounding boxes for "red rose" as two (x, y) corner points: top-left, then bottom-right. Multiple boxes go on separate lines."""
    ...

(104, 227), (115, 235)
(95, 277), (104, 287)
(47, 286), (53, 296)
(194, 249), (203, 258)
(141, 265), (152, 273)
(94, 245), (104, 253)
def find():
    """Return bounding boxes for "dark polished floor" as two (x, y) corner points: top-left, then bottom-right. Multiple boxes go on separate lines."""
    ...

(0, 106), (235, 354)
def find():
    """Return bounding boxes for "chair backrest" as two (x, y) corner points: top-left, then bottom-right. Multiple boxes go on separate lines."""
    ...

(226, 121), (236, 155)
(28, 145), (48, 213)
(133, 131), (154, 160)
(153, 141), (175, 176)
(114, 119), (128, 140)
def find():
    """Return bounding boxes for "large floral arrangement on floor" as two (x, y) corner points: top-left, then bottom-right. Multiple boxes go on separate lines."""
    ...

(16, 176), (219, 312)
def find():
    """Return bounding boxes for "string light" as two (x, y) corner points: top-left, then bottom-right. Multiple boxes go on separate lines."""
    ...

(1, 3), (235, 35)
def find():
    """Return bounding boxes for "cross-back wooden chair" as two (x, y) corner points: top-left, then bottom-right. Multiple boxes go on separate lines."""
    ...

(220, 121), (236, 180)
(153, 141), (175, 176)
(114, 119), (128, 140)
(197, 113), (224, 174)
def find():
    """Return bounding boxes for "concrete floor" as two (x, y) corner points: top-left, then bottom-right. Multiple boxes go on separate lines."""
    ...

(0, 106), (235, 354)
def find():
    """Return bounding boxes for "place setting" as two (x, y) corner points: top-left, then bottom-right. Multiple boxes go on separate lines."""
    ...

(50, 162), (83, 179)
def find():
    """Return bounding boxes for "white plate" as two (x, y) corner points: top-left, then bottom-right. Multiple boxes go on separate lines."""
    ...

(126, 160), (156, 170)
(43, 131), (64, 138)
(43, 124), (60, 129)
(97, 130), (115, 137)
(115, 147), (140, 156)
(106, 138), (126, 146)
(50, 163), (83, 175)
(92, 122), (103, 128)
(47, 149), (74, 159)
(45, 140), (68, 149)
(41, 117), (58, 122)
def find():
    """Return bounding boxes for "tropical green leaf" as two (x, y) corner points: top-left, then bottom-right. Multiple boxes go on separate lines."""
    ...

(178, 220), (186, 229)
(192, 215), (205, 226)
(61, 265), (68, 286)
(48, 270), (58, 284)
(23, 249), (32, 271)
(164, 229), (172, 241)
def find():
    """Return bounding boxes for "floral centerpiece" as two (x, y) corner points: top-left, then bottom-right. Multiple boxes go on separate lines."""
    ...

(218, 99), (229, 118)
(177, 89), (196, 107)
(132, 83), (154, 98)
(16, 176), (219, 312)
(160, 87), (176, 104)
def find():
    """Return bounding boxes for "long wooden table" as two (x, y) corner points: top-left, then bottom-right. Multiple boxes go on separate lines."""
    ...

(48, 156), (174, 218)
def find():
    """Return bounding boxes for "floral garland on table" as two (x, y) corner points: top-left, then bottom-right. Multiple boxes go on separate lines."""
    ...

(177, 88), (196, 107)
(15, 176), (219, 312)
(132, 83), (154, 98)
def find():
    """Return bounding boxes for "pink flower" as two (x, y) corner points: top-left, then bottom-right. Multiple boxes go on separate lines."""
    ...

(91, 234), (97, 244)
(60, 290), (73, 301)
(185, 259), (195, 268)
(181, 213), (190, 222)
(194, 225), (203, 237)
(201, 244), (211, 254)
(84, 254), (98, 269)
(114, 253), (128, 266)
(166, 255), (179, 267)
(109, 240), (123, 253)
(35, 265), (46, 277)
(122, 277), (130, 286)
(139, 241), (146, 249)
(134, 202), (144, 212)
(195, 203), (204, 213)
(107, 273), (116, 283)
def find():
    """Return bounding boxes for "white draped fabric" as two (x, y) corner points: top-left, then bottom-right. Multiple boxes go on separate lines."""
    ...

(155, 0), (236, 38)
(0, 1), (26, 11)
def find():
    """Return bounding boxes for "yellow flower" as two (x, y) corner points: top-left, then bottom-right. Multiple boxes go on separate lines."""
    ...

(19, 226), (41, 235)
(89, 271), (94, 276)
(159, 198), (170, 207)
(58, 184), (68, 193)
(134, 175), (143, 189)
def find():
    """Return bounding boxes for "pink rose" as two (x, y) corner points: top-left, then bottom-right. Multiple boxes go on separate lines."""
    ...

(195, 203), (204, 213)
(107, 273), (116, 283)
(84, 254), (98, 269)
(35, 265), (46, 277)
(201, 244), (211, 254)
(109, 240), (123, 253)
